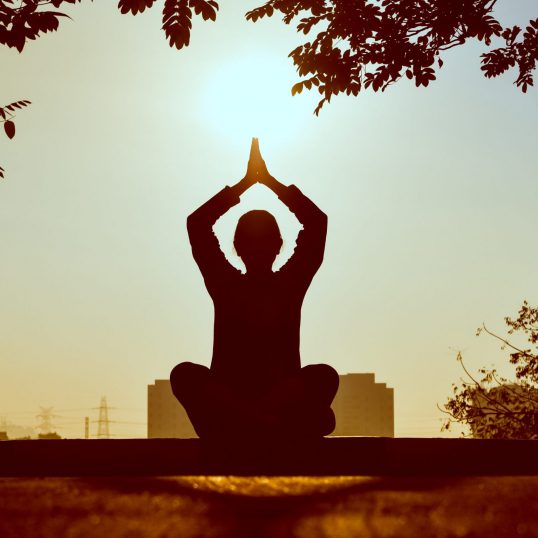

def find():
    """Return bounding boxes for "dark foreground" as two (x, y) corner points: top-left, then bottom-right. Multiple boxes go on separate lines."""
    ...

(2, 437), (538, 475)
(1, 476), (538, 537)
(2, 439), (538, 537)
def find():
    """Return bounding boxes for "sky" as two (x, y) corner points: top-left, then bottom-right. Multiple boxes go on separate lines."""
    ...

(0, 1), (537, 438)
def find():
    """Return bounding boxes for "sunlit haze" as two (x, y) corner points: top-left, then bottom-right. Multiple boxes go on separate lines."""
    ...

(0, 1), (537, 439)
(203, 53), (314, 151)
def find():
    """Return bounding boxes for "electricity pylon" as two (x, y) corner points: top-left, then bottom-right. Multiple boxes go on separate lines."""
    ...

(97, 396), (110, 439)
(36, 407), (55, 435)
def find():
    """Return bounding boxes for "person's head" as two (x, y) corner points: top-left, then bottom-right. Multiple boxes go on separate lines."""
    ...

(234, 210), (282, 273)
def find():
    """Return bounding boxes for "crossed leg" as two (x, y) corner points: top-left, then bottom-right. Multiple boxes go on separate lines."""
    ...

(170, 362), (339, 439)
(254, 364), (339, 437)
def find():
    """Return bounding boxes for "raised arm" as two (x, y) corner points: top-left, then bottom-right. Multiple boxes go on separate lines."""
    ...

(251, 139), (327, 279)
(187, 142), (258, 290)
(268, 177), (328, 277)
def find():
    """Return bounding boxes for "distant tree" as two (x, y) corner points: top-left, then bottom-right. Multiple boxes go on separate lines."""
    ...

(37, 431), (62, 439)
(442, 301), (538, 440)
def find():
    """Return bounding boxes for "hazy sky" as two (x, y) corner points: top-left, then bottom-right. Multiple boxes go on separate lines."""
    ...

(1, 1), (537, 438)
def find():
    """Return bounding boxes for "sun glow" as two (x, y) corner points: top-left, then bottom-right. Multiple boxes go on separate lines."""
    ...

(201, 53), (315, 150)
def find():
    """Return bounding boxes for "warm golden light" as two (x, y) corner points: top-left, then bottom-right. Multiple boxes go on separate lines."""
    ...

(201, 53), (313, 150)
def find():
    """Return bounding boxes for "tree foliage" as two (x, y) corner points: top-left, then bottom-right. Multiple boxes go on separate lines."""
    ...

(247, 0), (538, 114)
(114, 0), (538, 114)
(0, 0), (76, 177)
(1, 0), (537, 175)
(1, 1), (537, 113)
(442, 301), (538, 440)
(0, 100), (31, 179)
(0, 0), (82, 52)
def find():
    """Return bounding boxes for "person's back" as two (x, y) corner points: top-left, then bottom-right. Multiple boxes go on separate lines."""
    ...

(171, 139), (338, 438)
(211, 270), (303, 393)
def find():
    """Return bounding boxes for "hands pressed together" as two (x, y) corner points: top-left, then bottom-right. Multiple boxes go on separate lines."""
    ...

(232, 138), (280, 197)
(245, 137), (272, 185)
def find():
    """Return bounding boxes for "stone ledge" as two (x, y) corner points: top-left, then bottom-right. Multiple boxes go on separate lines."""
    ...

(1, 437), (537, 476)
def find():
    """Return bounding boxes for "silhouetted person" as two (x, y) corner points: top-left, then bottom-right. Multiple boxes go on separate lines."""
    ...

(171, 139), (338, 439)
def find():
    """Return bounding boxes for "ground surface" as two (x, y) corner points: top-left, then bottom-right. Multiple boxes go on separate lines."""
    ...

(1, 476), (538, 537)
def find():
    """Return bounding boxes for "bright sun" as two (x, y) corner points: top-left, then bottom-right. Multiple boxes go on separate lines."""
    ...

(202, 53), (314, 150)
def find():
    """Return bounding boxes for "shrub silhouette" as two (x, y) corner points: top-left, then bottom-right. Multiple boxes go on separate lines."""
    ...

(442, 301), (538, 440)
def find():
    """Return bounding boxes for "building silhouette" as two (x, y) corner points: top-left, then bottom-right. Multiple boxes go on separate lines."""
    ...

(330, 373), (394, 437)
(147, 373), (394, 438)
(148, 379), (197, 438)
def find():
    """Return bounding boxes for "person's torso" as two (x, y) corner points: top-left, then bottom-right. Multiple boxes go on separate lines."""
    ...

(209, 270), (306, 390)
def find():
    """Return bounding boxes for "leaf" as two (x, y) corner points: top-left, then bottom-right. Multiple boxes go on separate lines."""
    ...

(4, 120), (15, 139)
(118, 0), (156, 15)
(162, 0), (192, 49)
(291, 82), (304, 95)
(0, 166), (4, 179)
(190, 0), (217, 21)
